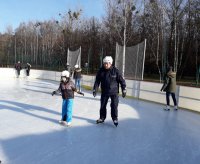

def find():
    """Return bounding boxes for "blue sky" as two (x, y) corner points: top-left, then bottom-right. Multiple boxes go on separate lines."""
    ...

(0, 0), (105, 33)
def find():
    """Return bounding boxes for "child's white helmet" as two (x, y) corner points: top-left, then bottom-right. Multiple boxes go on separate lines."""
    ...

(74, 64), (79, 68)
(61, 70), (70, 77)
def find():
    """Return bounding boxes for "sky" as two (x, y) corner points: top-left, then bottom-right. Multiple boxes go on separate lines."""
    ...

(0, 0), (105, 33)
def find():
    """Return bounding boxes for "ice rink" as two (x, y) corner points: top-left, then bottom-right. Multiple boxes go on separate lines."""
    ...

(0, 78), (200, 164)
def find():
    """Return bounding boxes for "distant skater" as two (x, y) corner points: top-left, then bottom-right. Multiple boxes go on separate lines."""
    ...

(65, 63), (73, 77)
(161, 66), (178, 110)
(14, 61), (22, 78)
(25, 63), (31, 76)
(73, 64), (82, 91)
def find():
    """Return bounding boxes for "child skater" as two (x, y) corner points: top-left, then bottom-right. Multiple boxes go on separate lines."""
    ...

(52, 70), (84, 126)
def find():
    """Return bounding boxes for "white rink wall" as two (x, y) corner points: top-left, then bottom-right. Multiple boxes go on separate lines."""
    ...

(1, 68), (200, 112)
(0, 68), (61, 81)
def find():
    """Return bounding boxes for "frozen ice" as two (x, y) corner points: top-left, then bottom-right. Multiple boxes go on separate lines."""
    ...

(0, 78), (200, 164)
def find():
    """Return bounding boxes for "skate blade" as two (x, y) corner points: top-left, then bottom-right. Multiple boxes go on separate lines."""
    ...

(114, 123), (118, 127)
(59, 123), (72, 127)
(96, 121), (104, 124)
(59, 121), (67, 126)
(163, 108), (170, 111)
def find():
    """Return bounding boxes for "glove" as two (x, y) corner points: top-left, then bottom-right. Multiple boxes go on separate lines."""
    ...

(93, 90), (96, 97)
(52, 91), (56, 96)
(122, 89), (126, 98)
(77, 91), (84, 96)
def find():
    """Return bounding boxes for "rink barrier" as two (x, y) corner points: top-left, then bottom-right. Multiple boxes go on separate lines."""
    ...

(178, 86), (200, 112)
(139, 81), (167, 104)
(1, 68), (199, 113)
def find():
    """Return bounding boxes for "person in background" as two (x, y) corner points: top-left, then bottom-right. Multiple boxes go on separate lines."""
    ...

(25, 63), (31, 76)
(161, 66), (178, 111)
(52, 70), (84, 126)
(93, 56), (126, 127)
(14, 61), (22, 78)
(65, 63), (73, 77)
(73, 64), (82, 91)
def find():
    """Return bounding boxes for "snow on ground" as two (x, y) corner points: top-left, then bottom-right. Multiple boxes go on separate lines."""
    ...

(0, 78), (200, 164)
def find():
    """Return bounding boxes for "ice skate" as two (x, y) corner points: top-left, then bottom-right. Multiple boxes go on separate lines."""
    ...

(66, 122), (72, 127)
(96, 118), (104, 124)
(163, 105), (170, 111)
(59, 120), (66, 125)
(174, 106), (178, 111)
(113, 120), (118, 127)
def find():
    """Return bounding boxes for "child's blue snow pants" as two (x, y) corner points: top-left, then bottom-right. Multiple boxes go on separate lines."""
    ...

(62, 99), (74, 122)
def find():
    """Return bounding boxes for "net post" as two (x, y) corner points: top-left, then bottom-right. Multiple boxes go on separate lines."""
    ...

(142, 39), (147, 81)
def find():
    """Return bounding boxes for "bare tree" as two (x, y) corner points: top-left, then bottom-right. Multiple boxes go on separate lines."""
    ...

(144, 0), (165, 82)
(105, 0), (137, 77)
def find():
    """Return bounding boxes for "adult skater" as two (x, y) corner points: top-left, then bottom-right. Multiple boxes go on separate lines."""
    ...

(52, 70), (84, 126)
(93, 56), (126, 127)
(73, 64), (82, 91)
(25, 63), (31, 76)
(14, 61), (22, 77)
(161, 66), (178, 110)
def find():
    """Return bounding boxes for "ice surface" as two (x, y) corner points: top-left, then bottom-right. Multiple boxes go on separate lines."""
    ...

(0, 78), (200, 164)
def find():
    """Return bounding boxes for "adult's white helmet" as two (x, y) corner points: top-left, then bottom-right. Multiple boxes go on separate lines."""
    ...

(61, 70), (70, 77)
(103, 56), (113, 64)
(74, 64), (79, 68)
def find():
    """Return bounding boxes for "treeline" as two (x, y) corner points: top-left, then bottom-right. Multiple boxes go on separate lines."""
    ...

(0, 0), (199, 80)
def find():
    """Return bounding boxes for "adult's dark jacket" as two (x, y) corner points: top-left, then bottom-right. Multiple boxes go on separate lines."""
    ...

(93, 66), (126, 95)
(14, 63), (22, 71)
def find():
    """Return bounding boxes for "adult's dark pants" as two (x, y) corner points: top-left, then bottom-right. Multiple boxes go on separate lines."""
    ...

(166, 92), (177, 106)
(17, 70), (20, 76)
(26, 70), (30, 76)
(100, 94), (119, 121)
